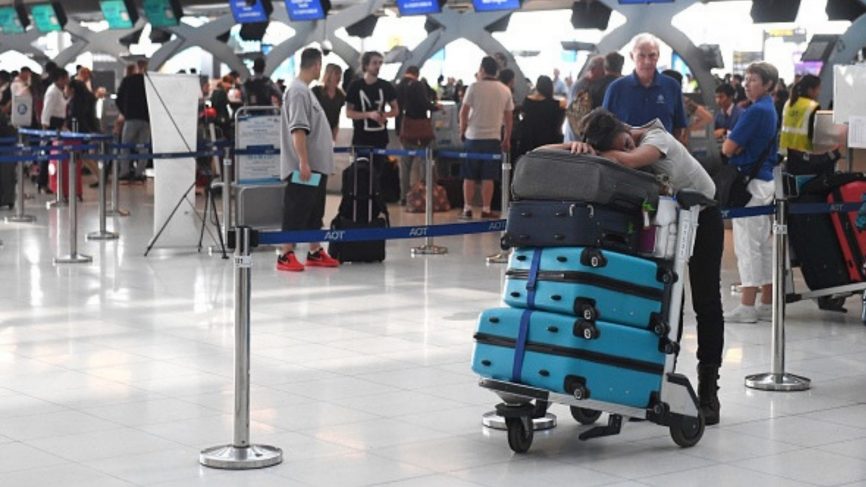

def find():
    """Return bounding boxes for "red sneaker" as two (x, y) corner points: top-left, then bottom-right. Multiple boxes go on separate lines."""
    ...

(276, 252), (304, 272)
(306, 249), (340, 268)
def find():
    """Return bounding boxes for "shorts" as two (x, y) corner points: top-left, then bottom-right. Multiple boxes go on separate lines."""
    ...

(281, 172), (329, 232)
(460, 138), (502, 181)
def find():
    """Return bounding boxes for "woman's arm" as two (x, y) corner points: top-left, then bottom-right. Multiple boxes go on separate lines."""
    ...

(599, 144), (662, 169)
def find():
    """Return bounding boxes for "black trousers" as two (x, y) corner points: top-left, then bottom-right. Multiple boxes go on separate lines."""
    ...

(688, 206), (726, 366)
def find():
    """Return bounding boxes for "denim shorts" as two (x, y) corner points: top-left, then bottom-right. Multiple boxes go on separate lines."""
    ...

(459, 138), (502, 181)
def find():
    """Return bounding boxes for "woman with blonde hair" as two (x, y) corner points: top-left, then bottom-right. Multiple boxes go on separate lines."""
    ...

(312, 63), (345, 142)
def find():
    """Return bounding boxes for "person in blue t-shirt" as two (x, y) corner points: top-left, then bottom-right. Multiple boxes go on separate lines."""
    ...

(721, 61), (779, 324)
(602, 34), (688, 144)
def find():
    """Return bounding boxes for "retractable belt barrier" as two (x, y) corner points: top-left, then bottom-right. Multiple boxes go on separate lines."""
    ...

(258, 219), (506, 245)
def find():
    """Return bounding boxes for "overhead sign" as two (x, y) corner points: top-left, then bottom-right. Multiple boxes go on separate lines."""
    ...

(143, 0), (182, 27)
(764, 27), (807, 43)
(230, 0), (269, 23)
(0, 6), (26, 34)
(100, 0), (137, 29)
(30, 3), (64, 33)
(396, 0), (442, 16)
(472, 0), (520, 12)
(284, 0), (326, 21)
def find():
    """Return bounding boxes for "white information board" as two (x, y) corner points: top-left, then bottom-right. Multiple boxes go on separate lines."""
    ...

(833, 64), (866, 124)
(11, 94), (32, 128)
(144, 73), (205, 247)
(236, 111), (281, 184)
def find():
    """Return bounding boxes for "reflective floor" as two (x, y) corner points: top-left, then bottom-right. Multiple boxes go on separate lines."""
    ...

(2, 180), (866, 486)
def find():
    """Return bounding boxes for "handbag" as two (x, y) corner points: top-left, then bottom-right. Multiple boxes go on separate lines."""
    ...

(399, 117), (435, 146)
(404, 181), (451, 213)
(713, 137), (775, 208)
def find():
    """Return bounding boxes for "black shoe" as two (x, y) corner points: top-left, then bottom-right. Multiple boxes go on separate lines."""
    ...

(697, 363), (720, 426)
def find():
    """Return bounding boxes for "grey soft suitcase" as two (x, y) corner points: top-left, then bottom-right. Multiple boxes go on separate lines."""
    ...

(512, 149), (660, 211)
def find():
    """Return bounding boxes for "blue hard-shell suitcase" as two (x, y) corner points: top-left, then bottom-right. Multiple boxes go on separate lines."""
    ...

(471, 307), (668, 409)
(503, 247), (674, 331)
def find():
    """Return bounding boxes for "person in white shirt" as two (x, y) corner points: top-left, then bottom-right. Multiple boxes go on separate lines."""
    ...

(41, 69), (69, 130)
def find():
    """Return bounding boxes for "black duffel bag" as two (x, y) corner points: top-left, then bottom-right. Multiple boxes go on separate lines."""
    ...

(713, 137), (775, 208)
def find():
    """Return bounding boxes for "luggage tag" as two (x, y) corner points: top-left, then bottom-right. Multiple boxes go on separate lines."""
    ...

(290, 170), (321, 187)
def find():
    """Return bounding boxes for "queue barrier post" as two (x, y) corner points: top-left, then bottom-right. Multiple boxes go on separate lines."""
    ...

(46, 132), (67, 209)
(87, 139), (119, 241)
(54, 120), (92, 265)
(745, 166), (810, 391)
(222, 148), (233, 246)
(486, 151), (511, 264)
(5, 132), (36, 223)
(106, 142), (130, 217)
(201, 226), (283, 470)
(411, 146), (448, 256)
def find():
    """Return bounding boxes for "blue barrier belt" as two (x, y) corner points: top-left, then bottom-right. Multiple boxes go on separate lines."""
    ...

(371, 148), (426, 157)
(720, 205), (775, 219)
(90, 150), (224, 161)
(18, 128), (113, 141)
(0, 136), (17, 145)
(112, 143), (151, 150)
(512, 309), (532, 383)
(0, 152), (70, 163)
(437, 150), (502, 161)
(233, 146), (280, 156)
(258, 219), (507, 245)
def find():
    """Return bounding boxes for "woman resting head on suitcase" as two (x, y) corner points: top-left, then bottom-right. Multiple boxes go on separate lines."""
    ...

(543, 107), (727, 426)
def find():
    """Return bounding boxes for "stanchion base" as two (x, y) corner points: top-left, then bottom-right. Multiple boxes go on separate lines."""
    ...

(481, 411), (556, 431)
(200, 444), (283, 470)
(106, 209), (130, 217)
(411, 245), (448, 255)
(87, 231), (119, 241)
(486, 251), (510, 264)
(46, 200), (67, 209)
(53, 254), (93, 264)
(5, 215), (36, 223)
(745, 372), (811, 391)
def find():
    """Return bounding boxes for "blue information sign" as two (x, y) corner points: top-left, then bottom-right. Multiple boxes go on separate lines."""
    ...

(472, 0), (520, 12)
(284, 0), (326, 21)
(31, 4), (62, 33)
(100, 0), (135, 29)
(143, 0), (181, 28)
(618, 0), (674, 4)
(0, 7), (25, 34)
(230, 0), (269, 23)
(396, 0), (441, 16)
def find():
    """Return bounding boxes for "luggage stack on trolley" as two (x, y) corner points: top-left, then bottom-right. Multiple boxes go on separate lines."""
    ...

(471, 149), (712, 453)
(787, 173), (866, 321)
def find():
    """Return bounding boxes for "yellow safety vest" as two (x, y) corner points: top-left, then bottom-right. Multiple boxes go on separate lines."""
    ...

(779, 97), (819, 154)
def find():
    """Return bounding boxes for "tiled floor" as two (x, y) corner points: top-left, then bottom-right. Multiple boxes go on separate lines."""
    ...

(2, 180), (866, 486)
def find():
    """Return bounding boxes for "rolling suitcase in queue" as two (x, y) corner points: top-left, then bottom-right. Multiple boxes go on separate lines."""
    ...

(0, 122), (15, 209)
(502, 200), (643, 253)
(502, 246), (675, 332)
(828, 180), (866, 282)
(473, 190), (713, 454)
(328, 155), (390, 263)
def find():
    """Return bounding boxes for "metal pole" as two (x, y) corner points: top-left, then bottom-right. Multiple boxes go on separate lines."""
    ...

(223, 149), (232, 245)
(5, 133), (36, 223)
(486, 152), (511, 264)
(745, 166), (810, 391)
(201, 226), (282, 470)
(87, 140), (118, 241)
(54, 121), (92, 264)
(46, 133), (66, 209)
(106, 141), (129, 217)
(412, 146), (447, 255)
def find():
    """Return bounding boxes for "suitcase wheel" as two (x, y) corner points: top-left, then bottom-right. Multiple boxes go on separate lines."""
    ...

(580, 248), (607, 268)
(669, 413), (705, 448)
(652, 320), (670, 337)
(657, 268), (676, 285)
(574, 320), (600, 340)
(573, 299), (598, 322)
(505, 417), (534, 454)
(572, 384), (589, 401)
(661, 340), (680, 355)
(570, 406), (602, 425)
(500, 235), (513, 250)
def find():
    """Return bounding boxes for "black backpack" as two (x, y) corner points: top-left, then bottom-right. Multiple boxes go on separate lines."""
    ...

(243, 78), (274, 106)
(337, 156), (388, 223)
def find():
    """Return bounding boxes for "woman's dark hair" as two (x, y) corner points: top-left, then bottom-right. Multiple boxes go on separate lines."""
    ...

(790, 74), (820, 105)
(580, 107), (629, 152)
(498, 68), (515, 85)
(535, 75), (553, 99)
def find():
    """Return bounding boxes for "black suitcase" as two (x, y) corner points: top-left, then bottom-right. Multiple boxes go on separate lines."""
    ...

(788, 174), (864, 290)
(0, 121), (16, 209)
(501, 200), (642, 253)
(329, 156), (389, 263)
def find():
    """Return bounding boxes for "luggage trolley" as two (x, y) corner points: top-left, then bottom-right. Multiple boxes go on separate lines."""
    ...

(475, 190), (713, 453)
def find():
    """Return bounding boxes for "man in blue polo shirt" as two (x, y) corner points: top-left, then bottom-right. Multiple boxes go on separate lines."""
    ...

(602, 34), (688, 144)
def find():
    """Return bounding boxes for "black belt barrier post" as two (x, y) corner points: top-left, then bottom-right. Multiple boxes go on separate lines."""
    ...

(200, 226), (283, 469)
(745, 166), (810, 391)
(486, 151), (511, 264)
(54, 120), (92, 264)
(106, 142), (129, 217)
(5, 132), (36, 223)
(412, 146), (447, 255)
(87, 139), (119, 241)
(46, 132), (66, 210)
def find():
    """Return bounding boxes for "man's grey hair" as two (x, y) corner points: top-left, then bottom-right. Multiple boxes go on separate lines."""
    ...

(588, 55), (605, 70)
(631, 33), (661, 53)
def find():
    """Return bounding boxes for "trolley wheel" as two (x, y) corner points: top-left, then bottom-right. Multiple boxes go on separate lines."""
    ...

(505, 417), (534, 454)
(570, 406), (602, 425)
(669, 414), (705, 448)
